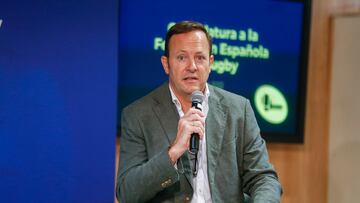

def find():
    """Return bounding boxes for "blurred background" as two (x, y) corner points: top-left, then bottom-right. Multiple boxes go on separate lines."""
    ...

(1, 0), (360, 202)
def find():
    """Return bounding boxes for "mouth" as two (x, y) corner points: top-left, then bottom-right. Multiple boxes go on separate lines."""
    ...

(183, 76), (198, 82)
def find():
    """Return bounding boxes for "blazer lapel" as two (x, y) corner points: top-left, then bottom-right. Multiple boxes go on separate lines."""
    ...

(206, 88), (228, 189)
(151, 83), (194, 188)
(152, 83), (179, 144)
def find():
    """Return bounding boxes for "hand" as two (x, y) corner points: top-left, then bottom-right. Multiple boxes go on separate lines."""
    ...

(168, 108), (205, 164)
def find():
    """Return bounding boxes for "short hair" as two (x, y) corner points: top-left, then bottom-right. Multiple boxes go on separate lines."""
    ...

(164, 20), (212, 57)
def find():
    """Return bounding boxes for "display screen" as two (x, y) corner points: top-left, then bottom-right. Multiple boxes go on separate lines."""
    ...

(118, 0), (311, 143)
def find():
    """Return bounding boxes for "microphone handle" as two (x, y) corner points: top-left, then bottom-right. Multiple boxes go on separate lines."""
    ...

(189, 133), (199, 154)
(189, 102), (202, 154)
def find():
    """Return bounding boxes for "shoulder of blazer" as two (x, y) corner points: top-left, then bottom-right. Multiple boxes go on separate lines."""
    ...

(121, 82), (172, 114)
(208, 84), (248, 109)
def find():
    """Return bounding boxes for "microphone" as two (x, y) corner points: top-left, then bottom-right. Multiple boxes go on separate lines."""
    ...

(189, 90), (204, 155)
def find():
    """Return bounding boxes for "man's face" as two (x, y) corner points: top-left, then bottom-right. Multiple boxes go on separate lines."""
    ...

(161, 30), (214, 100)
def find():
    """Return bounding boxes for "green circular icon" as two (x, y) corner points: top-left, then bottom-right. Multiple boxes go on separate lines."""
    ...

(254, 84), (288, 124)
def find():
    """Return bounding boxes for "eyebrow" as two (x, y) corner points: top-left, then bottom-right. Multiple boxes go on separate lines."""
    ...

(175, 50), (206, 55)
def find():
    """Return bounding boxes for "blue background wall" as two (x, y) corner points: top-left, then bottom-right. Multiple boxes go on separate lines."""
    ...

(0, 0), (118, 202)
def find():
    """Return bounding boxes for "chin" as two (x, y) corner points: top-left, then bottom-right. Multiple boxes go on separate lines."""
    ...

(179, 83), (202, 94)
(187, 87), (201, 94)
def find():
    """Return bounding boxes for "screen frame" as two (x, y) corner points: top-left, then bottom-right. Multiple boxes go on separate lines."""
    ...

(117, 0), (312, 143)
(261, 0), (311, 143)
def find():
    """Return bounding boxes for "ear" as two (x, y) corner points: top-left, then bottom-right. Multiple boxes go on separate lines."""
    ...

(161, 56), (170, 75)
(209, 55), (214, 73)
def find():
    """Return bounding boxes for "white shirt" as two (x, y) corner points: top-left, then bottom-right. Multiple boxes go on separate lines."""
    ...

(169, 84), (213, 203)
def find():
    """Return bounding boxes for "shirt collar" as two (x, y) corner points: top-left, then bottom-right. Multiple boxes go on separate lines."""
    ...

(169, 83), (210, 114)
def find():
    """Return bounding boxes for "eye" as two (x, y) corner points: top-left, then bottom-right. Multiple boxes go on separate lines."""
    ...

(177, 55), (187, 62)
(195, 55), (206, 62)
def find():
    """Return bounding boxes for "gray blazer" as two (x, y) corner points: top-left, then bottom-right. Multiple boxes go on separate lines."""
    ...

(116, 82), (282, 203)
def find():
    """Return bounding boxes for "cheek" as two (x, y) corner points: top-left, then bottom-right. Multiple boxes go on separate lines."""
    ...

(169, 67), (182, 80)
(201, 67), (211, 78)
(171, 65), (185, 77)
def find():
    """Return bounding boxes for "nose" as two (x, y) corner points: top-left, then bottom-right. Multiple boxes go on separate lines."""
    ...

(187, 58), (197, 72)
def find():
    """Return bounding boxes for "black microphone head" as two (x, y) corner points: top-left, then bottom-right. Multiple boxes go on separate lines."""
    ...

(191, 90), (204, 103)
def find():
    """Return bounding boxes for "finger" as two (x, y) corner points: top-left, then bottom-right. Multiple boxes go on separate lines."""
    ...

(192, 120), (205, 128)
(188, 121), (204, 135)
(183, 109), (205, 122)
(183, 120), (203, 136)
(186, 114), (206, 126)
(187, 120), (205, 129)
(192, 125), (205, 139)
(192, 116), (206, 126)
(185, 108), (205, 117)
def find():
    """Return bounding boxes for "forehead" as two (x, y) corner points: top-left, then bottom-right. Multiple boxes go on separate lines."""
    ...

(168, 30), (210, 53)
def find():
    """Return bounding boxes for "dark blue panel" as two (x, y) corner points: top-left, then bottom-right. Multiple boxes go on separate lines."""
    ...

(0, 0), (117, 202)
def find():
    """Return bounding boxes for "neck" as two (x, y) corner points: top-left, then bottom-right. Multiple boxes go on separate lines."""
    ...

(169, 83), (206, 113)
(169, 87), (191, 113)
(180, 99), (192, 113)
(174, 92), (191, 113)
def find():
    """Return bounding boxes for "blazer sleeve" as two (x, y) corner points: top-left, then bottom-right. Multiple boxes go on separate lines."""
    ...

(115, 107), (180, 203)
(241, 100), (283, 203)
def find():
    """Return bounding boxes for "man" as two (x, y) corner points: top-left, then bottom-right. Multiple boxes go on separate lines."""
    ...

(116, 21), (282, 203)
